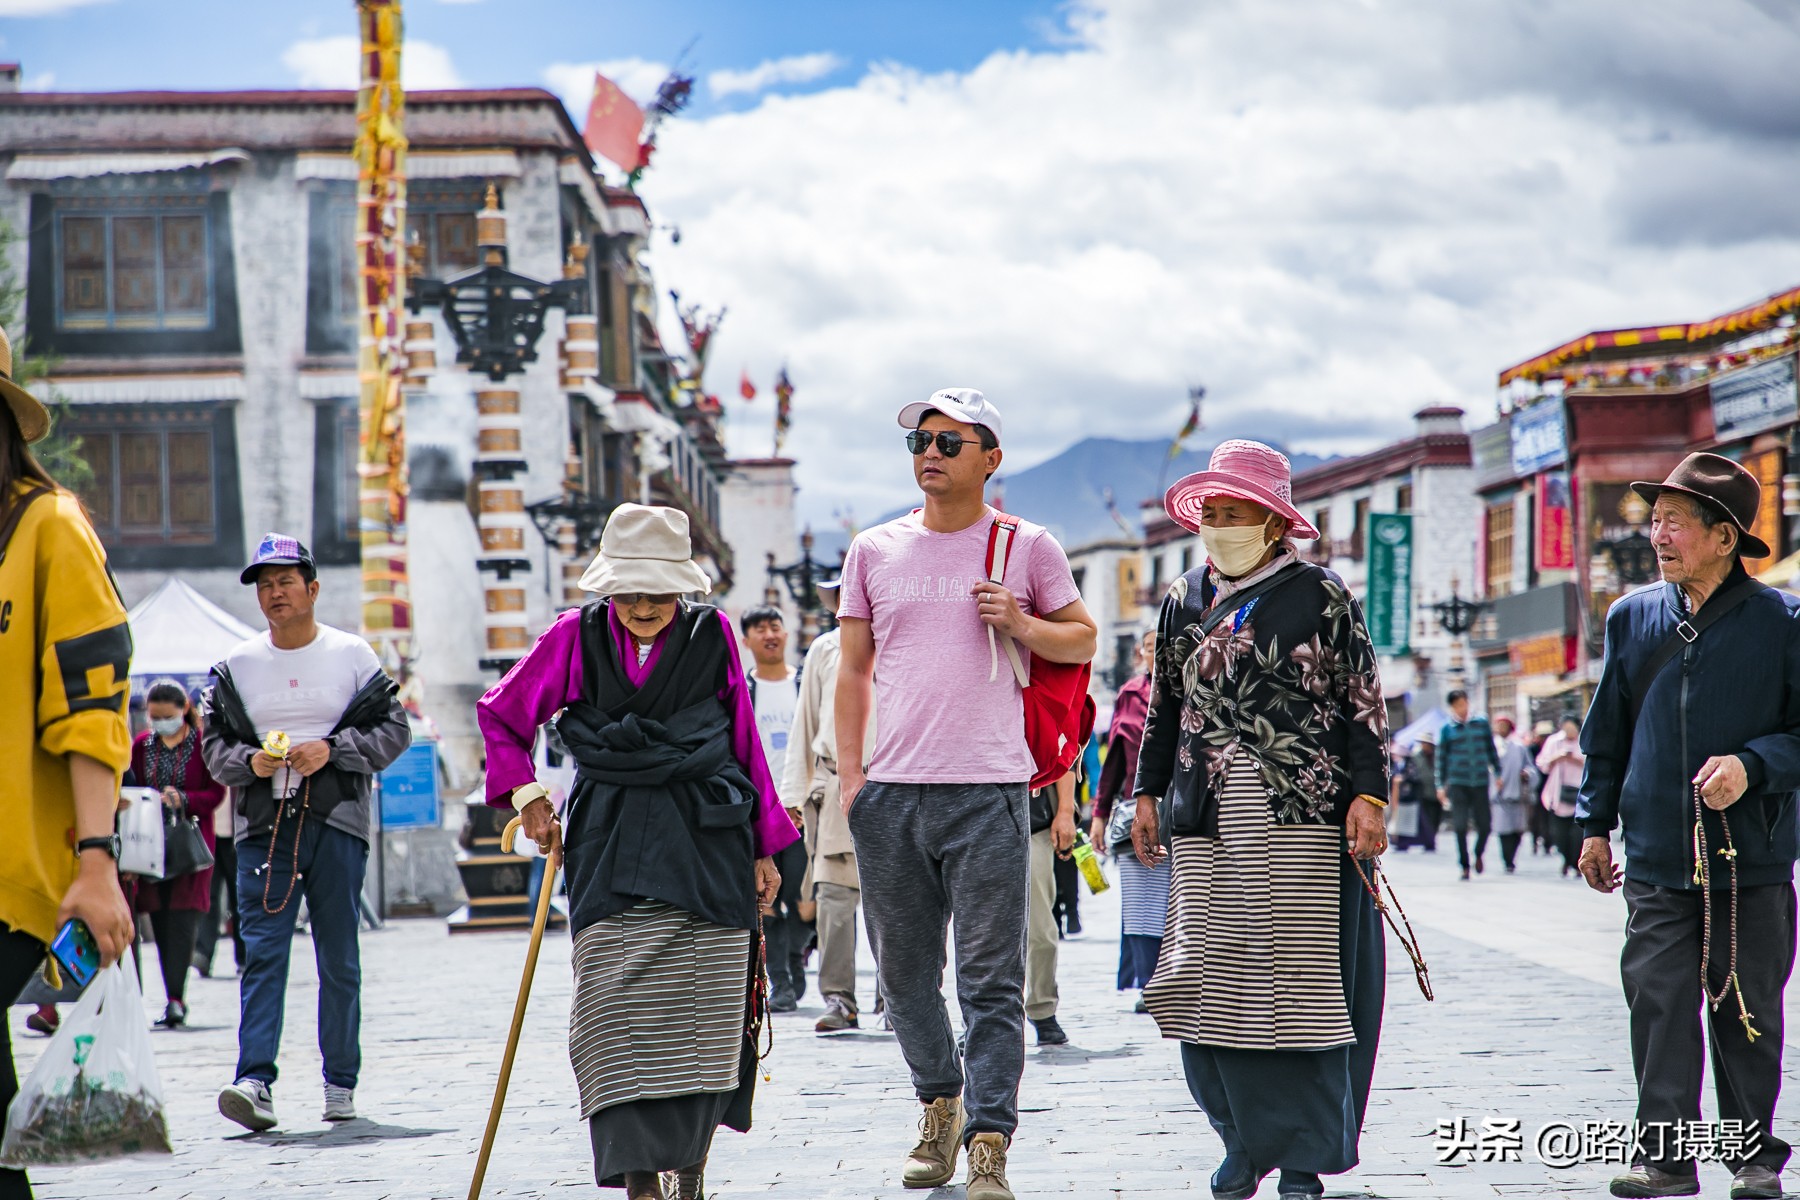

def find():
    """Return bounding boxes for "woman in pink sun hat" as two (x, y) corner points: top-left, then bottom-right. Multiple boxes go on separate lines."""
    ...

(1129, 439), (1390, 1200)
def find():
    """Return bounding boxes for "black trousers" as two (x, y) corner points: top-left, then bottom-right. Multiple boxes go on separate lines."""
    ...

(1447, 785), (1491, 870)
(147, 907), (202, 1004)
(1546, 813), (1582, 873)
(1497, 832), (1522, 870)
(0, 926), (46, 1200)
(1052, 853), (1081, 932)
(195, 836), (244, 973)
(764, 840), (811, 999)
(1621, 879), (1796, 1175)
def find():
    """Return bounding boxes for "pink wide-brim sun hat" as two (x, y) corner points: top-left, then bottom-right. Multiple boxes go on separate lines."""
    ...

(1165, 439), (1319, 540)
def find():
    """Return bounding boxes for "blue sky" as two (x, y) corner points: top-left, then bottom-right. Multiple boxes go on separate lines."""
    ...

(0, 0), (1065, 112)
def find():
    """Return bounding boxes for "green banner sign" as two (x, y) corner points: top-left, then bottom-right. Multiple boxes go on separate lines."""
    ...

(1367, 513), (1412, 657)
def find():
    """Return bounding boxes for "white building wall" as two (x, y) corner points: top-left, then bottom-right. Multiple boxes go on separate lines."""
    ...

(717, 460), (800, 666)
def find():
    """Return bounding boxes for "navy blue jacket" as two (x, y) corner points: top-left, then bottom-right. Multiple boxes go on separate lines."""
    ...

(1577, 566), (1800, 890)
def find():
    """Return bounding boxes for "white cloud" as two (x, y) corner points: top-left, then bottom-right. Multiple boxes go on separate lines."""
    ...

(0, 0), (106, 13)
(708, 52), (846, 99)
(24, 70), (53, 90)
(542, 57), (671, 119)
(281, 35), (464, 90)
(635, 0), (1800, 525)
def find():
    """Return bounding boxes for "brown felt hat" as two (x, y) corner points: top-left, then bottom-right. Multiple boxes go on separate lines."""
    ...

(1631, 452), (1769, 560)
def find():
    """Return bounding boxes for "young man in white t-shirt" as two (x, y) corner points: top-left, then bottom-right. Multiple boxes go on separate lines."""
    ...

(742, 605), (810, 1012)
(201, 535), (411, 1133)
(836, 389), (1097, 1200)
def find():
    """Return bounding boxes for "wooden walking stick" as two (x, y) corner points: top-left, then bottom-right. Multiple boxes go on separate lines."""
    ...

(468, 815), (561, 1200)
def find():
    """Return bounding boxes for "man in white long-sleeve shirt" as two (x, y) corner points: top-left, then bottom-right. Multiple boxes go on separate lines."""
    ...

(779, 579), (870, 1033)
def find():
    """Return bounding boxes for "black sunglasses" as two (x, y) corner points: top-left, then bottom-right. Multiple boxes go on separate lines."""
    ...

(905, 430), (989, 457)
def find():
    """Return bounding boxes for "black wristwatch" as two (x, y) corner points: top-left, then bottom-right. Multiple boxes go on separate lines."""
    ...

(76, 835), (121, 861)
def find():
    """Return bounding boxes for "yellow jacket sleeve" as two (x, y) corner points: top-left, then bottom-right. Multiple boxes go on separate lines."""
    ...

(33, 493), (132, 774)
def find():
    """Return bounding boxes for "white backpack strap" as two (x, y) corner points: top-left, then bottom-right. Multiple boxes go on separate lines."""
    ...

(985, 517), (1031, 688)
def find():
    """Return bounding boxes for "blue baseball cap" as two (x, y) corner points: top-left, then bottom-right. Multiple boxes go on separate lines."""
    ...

(241, 533), (316, 585)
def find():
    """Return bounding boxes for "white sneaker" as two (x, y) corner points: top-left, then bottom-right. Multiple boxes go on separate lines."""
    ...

(323, 1083), (356, 1122)
(219, 1078), (278, 1132)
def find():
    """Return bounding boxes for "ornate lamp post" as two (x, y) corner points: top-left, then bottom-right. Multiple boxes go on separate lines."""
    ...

(1430, 578), (1489, 696)
(407, 184), (589, 672)
(765, 528), (840, 652)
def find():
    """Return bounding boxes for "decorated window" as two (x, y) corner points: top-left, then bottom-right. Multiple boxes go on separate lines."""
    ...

(55, 205), (212, 331)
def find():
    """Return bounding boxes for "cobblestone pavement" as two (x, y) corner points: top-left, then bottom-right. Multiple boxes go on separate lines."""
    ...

(12, 842), (1800, 1199)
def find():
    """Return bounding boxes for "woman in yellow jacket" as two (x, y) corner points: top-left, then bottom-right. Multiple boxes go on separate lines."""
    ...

(0, 325), (134, 1200)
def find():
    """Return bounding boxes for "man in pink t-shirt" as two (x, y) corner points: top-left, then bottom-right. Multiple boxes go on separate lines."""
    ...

(835, 388), (1096, 1200)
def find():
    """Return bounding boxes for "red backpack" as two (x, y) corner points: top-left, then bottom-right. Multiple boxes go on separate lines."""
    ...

(985, 514), (1097, 790)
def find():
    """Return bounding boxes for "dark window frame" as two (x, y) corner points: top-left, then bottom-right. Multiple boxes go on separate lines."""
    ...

(62, 401), (244, 570)
(26, 189), (241, 357)
(53, 204), (215, 332)
(311, 397), (362, 565)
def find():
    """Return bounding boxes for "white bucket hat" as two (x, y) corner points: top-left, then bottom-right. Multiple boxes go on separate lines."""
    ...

(577, 503), (714, 597)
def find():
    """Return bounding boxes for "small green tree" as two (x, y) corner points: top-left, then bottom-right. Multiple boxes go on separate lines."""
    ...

(0, 214), (90, 489)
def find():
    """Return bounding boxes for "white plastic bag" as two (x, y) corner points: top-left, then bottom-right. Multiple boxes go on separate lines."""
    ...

(0, 962), (171, 1165)
(117, 787), (165, 880)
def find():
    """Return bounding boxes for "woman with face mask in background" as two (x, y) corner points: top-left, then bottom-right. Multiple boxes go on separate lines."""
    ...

(1129, 440), (1391, 1200)
(128, 679), (225, 1028)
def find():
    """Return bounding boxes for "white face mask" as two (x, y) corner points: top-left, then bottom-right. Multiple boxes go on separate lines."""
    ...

(150, 716), (185, 737)
(1200, 522), (1275, 578)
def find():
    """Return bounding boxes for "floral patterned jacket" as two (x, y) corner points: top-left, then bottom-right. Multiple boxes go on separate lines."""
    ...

(1132, 560), (1390, 835)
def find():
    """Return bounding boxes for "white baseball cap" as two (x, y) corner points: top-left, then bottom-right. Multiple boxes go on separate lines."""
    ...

(897, 387), (1004, 445)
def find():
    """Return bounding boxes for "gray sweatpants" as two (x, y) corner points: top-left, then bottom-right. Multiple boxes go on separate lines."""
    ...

(849, 780), (1030, 1141)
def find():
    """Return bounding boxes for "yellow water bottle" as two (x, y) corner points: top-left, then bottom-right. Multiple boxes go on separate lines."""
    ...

(1073, 830), (1110, 895)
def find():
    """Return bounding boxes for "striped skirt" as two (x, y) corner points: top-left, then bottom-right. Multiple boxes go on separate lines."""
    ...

(1116, 851), (1171, 939)
(571, 900), (751, 1115)
(1143, 760), (1355, 1050)
(570, 900), (754, 1183)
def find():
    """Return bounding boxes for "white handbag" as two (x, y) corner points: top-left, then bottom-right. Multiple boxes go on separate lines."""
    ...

(117, 787), (166, 880)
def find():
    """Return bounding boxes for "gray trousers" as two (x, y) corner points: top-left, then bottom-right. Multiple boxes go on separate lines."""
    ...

(814, 881), (861, 1009)
(849, 780), (1030, 1141)
(1026, 829), (1060, 1020)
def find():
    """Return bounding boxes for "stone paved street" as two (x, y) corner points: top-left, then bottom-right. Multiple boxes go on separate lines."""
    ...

(12, 843), (1800, 1199)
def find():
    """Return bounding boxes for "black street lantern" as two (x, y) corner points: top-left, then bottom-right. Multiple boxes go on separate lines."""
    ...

(766, 528), (842, 652)
(407, 185), (589, 381)
(1430, 587), (1488, 638)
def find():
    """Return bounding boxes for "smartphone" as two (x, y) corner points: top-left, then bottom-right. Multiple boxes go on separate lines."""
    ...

(49, 919), (100, 990)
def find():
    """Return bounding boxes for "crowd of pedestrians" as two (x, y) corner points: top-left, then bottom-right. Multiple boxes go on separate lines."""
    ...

(6, 335), (1799, 1200)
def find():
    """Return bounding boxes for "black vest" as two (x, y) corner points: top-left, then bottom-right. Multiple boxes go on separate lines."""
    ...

(556, 601), (759, 933)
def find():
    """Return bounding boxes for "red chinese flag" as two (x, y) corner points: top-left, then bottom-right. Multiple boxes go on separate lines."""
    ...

(739, 369), (757, 401)
(584, 73), (647, 172)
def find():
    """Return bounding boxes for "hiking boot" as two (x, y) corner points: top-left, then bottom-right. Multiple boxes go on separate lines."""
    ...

(768, 984), (798, 1013)
(323, 1083), (356, 1122)
(1032, 1016), (1069, 1046)
(219, 1078), (278, 1132)
(902, 1096), (964, 1188)
(965, 1132), (1014, 1200)
(815, 997), (859, 1033)
(1609, 1164), (1699, 1198)
(661, 1161), (705, 1199)
(1731, 1165), (1783, 1199)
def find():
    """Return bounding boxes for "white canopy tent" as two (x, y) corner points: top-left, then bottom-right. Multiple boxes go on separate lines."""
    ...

(126, 577), (258, 688)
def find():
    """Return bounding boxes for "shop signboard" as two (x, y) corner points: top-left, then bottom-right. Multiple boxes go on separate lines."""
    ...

(1710, 353), (1798, 442)
(1471, 417), (1515, 490)
(1509, 633), (1574, 677)
(379, 741), (440, 832)
(1510, 402), (1568, 475)
(1366, 513), (1412, 657)
(1536, 471), (1575, 571)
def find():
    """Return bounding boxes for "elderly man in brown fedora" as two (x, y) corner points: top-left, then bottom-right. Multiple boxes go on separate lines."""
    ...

(1576, 452), (1800, 1200)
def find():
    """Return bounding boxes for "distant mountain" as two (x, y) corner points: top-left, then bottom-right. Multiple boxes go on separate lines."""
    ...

(809, 437), (1327, 560)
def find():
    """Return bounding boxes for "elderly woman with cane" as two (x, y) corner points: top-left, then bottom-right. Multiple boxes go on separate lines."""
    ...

(1130, 441), (1392, 1200)
(477, 504), (798, 1200)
